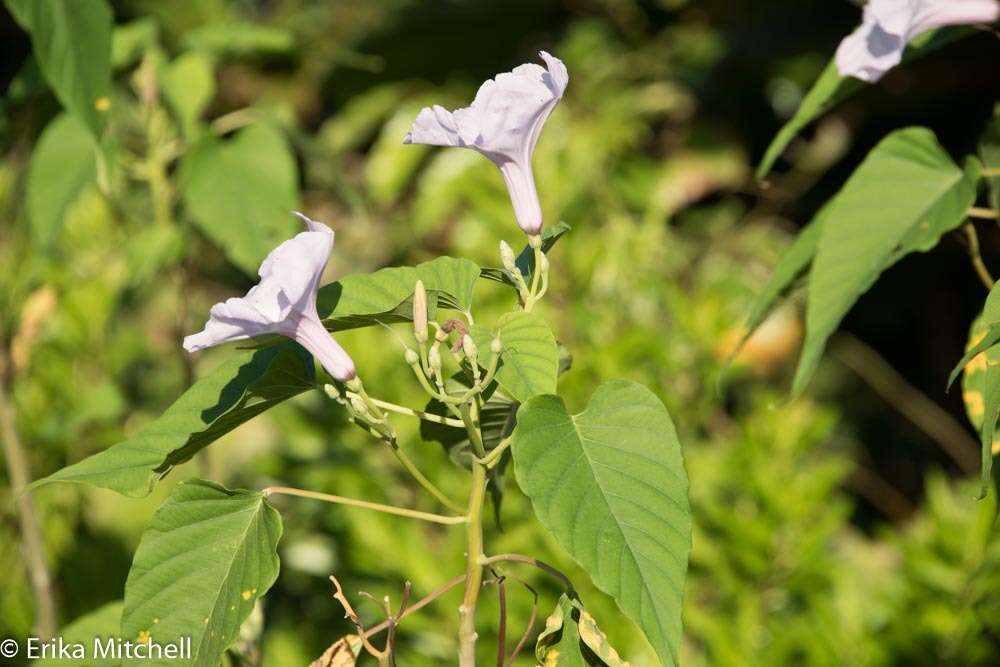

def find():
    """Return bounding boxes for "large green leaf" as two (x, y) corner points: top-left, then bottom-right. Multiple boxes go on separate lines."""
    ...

(121, 480), (282, 667)
(512, 380), (690, 667)
(34, 601), (123, 666)
(317, 256), (480, 330)
(26, 113), (98, 248)
(180, 122), (299, 275)
(162, 52), (216, 138)
(958, 293), (1000, 498)
(33, 344), (315, 497)
(5, 0), (112, 137)
(536, 594), (630, 667)
(471, 311), (558, 403)
(738, 217), (824, 351)
(950, 285), (1000, 388)
(756, 29), (967, 180)
(791, 128), (981, 396)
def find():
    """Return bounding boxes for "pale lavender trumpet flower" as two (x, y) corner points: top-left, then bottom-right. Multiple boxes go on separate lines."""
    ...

(836, 0), (999, 82)
(183, 213), (357, 382)
(403, 51), (569, 236)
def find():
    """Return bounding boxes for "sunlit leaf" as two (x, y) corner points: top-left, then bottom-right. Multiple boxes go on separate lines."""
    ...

(738, 218), (823, 352)
(5, 0), (112, 137)
(26, 113), (97, 249)
(317, 256), (480, 330)
(180, 122), (299, 275)
(121, 480), (282, 667)
(513, 380), (690, 667)
(536, 594), (630, 667)
(33, 344), (315, 497)
(163, 52), (216, 137)
(111, 17), (158, 69)
(34, 601), (123, 666)
(471, 311), (558, 403)
(792, 128), (981, 396)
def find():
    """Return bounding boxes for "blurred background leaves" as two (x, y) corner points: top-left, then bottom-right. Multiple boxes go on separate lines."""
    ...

(1, 0), (1000, 665)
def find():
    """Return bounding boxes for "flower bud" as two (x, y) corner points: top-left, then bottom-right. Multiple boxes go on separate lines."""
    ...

(539, 251), (549, 273)
(500, 240), (517, 274)
(413, 280), (428, 343)
(349, 395), (368, 416)
(429, 345), (442, 372)
(462, 335), (478, 364)
(435, 327), (449, 343)
(490, 338), (502, 355)
(404, 348), (420, 366)
(323, 384), (340, 400)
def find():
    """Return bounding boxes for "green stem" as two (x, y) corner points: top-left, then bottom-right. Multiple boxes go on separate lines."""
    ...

(460, 404), (487, 459)
(360, 396), (465, 428)
(263, 486), (466, 525)
(968, 206), (999, 220)
(477, 437), (511, 469)
(479, 554), (574, 591)
(963, 223), (996, 290)
(458, 464), (488, 666)
(391, 446), (466, 514)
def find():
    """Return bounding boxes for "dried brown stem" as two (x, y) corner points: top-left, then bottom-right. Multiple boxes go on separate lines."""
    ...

(0, 357), (57, 637)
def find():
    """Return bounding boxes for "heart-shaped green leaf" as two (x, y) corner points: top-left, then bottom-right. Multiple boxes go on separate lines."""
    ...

(472, 311), (558, 403)
(121, 480), (282, 667)
(316, 256), (481, 330)
(33, 343), (315, 497)
(6, 0), (112, 137)
(792, 128), (981, 396)
(513, 380), (690, 667)
(180, 122), (299, 275)
(26, 113), (97, 249)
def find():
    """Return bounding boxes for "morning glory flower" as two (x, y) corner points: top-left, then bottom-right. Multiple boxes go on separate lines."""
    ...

(403, 51), (569, 236)
(836, 0), (999, 82)
(184, 213), (357, 382)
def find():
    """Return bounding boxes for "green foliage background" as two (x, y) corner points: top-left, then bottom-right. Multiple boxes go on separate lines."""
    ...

(1, 0), (999, 665)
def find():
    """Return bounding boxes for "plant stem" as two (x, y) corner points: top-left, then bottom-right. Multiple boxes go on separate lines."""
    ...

(364, 397), (465, 428)
(390, 446), (465, 514)
(263, 486), (467, 525)
(495, 576), (507, 667)
(477, 437), (511, 469)
(968, 206), (1000, 220)
(982, 168), (1000, 178)
(830, 334), (980, 474)
(479, 554), (575, 591)
(963, 223), (996, 290)
(363, 574), (466, 639)
(0, 367), (57, 638)
(458, 464), (487, 666)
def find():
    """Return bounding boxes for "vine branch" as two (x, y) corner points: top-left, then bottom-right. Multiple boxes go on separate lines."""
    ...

(263, 486), (467, 525)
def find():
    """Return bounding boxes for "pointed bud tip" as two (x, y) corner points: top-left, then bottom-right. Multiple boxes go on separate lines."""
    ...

(404, 349), (420, 366)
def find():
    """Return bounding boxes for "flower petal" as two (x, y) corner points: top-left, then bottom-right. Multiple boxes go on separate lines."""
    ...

(836, 0), (1000, 82)
(258, 213), (334, 311)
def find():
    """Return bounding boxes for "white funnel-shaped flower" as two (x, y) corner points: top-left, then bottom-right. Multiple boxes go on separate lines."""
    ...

(404, 51), (569, 235)
(184, 212), (356, 382)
